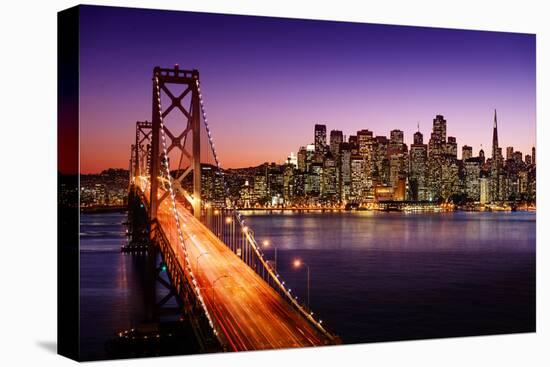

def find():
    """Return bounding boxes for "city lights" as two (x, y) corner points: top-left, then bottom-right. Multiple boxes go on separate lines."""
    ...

(193, 119), (535, 211)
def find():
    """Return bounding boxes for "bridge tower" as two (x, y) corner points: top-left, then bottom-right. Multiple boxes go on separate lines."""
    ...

(149, 65), (202, 227)
(134, 120), (152, 182)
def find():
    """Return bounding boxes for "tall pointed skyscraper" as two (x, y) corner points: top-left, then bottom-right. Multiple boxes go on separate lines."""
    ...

(490, 109), (501, 202)
(492, 109), (499, 159)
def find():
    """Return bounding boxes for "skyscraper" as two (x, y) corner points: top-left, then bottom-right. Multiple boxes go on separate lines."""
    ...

(321, 153), (338, 202)
(409, 130), (428, 201)
(339, 142), (352, 203)
(374, 136), (390, 186)
(357, 129), (375, 195)
(464, 158), (481, 201)
(305, 144), (315, 172)
(283, 162), (294, 204)
(389, 129), (407, 192)
(329, 130), (343, 157)
(479, 177), (490, 204)
(506, 146), (514, 161)
(253, 165), (268, 204)
(350, 155), (365, 202)
(297, 146), (307, 172)
(413, 130), (423, 145)
(314, 124), (327, 153)
(427, 115), (447, 201)
(287, 152), (298, 168)
(390, 129), (404, 145)
(491, 109), (501, 202)
(462, 145), (473, 160)
(433, 114), (447, 143)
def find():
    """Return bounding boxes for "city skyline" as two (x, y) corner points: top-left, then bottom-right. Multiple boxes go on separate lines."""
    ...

(78, 6), (535, 173)
(79, 112), (536, 172)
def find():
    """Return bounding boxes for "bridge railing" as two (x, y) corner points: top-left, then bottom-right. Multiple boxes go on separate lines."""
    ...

(199, 203), (337, 343)
(193, 79), (337, 342)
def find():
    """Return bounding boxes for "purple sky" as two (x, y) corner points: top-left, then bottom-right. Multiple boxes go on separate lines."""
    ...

(79, 5), (536, 173)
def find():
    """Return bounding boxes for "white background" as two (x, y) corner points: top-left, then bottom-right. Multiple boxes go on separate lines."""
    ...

(0, 0), (548, 365)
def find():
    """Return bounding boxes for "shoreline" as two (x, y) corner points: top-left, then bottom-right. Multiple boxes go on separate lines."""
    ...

(80, 206), (127, 214)
(80, 206), (535, 214)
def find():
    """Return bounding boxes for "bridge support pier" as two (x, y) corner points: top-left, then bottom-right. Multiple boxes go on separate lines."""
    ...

(124, 187), (150, 252)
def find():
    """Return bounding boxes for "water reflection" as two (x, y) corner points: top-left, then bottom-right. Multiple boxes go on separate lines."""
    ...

(244, 211), (535, 343)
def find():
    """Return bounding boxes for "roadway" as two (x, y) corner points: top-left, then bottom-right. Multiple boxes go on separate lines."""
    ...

(138, 180), (334, 351)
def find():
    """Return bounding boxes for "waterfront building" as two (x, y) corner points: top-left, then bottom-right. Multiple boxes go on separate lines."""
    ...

(409, 130), (428, 201)
(350, 154), (365, 202)
(479, 176), (490, 204)
(321, 153), (338, 202)
(253, 168), (268, 204)
(357, 129), (375, 189)
(464, 158), (481, 201)
(427, 115), (447, 201)
(283, 163), (295, 205)
(239, 180), (253, 208)
(441, 155), (460, 201)
(375, 136), (390, 186)
(308, 163), (322, 195)
(340, 142), (352, 203)
(268, 164), (284, 200)
(389, 129), (407, 192)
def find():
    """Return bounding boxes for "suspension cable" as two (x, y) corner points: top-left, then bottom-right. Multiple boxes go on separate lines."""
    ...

(154, 76), (218, 336)
(195, 80), (333, 338)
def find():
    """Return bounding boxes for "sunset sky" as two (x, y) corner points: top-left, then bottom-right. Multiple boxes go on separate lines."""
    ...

(78, 5), (536, 173)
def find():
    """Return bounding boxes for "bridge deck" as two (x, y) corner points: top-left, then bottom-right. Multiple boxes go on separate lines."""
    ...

(151, 190), (333, 351)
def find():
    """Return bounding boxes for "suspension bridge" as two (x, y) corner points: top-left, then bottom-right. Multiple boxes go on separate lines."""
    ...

(126, 65), (339, 352)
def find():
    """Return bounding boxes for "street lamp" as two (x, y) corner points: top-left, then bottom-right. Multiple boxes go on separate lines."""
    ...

(196, 251), (209, 278)
(241, 226), (251, 263)
(225, 216), (233, 250)
(263, 240), (278, 270)
(293, 259), (310, 310)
